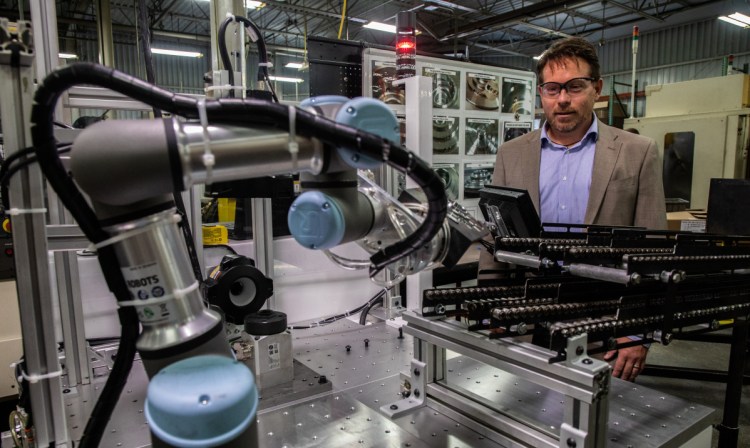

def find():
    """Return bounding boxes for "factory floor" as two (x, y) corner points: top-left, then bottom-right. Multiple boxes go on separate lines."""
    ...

(634, 334), (750, 448)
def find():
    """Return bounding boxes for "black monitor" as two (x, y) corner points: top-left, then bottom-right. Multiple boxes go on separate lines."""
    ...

(479, 185), (541, 238)
(707, 178), (750, 235)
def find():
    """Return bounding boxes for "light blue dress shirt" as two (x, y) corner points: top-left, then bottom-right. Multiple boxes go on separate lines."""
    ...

(539, 118), (598, 225)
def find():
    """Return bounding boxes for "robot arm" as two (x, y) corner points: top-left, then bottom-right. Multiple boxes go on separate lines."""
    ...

(26, 62), (483, 448)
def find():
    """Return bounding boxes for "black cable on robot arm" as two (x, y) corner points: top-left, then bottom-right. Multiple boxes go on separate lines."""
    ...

(232, 16), (268, 81)
(217, 16), (236, 98)
(219, 15), (277, 101)
(31, 62), (448, 277)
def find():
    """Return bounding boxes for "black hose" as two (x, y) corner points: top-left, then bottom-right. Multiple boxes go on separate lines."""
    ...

(218, 15), (278, 102)
(290, 288), (387, 329)
(217, 16), (236, 98)
(78, 307), (139, 448)
(359, 294), (384, 325)
(1, 145), (72, 210)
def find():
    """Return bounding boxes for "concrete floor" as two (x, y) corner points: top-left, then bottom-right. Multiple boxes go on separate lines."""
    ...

(635, 335), (750, 448)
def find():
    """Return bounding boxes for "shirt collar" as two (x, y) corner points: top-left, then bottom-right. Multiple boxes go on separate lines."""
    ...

(540, 114), (598, 150)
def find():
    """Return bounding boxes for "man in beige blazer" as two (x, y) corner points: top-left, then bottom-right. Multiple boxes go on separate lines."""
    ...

(481, 37), (667, 381)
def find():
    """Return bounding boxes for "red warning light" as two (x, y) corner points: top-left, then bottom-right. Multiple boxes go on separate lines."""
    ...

(397, 40), (416, 50)
(396, 12), (417, 79)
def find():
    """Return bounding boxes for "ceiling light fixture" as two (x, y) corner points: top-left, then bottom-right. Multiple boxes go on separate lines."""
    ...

(719, 13), (750, 28)
(363, 21), (397, 33)
(268, 76), (304, 83)
(58, 53), (78, 59)
(196, 0), (265, 9)
(285, 62), (304, 69)
(245, 0), (266, 9)
(424, 0), (477, 14)
(151, 48), (204, 58)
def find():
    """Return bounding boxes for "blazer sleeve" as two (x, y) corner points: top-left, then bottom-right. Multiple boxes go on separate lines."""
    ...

(634, 138), (668, 230)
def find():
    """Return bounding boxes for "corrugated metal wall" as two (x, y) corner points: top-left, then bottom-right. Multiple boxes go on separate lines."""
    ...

(598, 18), (750, 115)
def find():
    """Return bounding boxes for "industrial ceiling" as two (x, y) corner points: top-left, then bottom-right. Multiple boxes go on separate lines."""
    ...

(0, 0), (733, 62)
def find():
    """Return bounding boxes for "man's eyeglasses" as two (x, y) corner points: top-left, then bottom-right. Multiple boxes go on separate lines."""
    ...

(539, 77), (597, 98)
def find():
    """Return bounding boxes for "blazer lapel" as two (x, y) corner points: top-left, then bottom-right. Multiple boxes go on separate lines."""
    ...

(509, 132), (542, 214)
(523, 139), (542, 213)
(585, 123), (622, 224)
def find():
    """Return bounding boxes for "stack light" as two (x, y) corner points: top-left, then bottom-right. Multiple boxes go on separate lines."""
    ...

(395, 11), (417, 80)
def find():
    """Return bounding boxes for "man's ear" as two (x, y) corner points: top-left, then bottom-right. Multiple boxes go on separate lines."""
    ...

(594, 78), (604, 99)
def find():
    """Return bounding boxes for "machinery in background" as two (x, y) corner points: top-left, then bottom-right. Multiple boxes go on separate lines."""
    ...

(625, 74), (750, 209)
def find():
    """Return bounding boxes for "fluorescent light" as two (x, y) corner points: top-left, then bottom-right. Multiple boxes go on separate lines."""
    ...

(719, 16), (749, 27)
(425, 0), (477, 14)
(58, 53), (78, 59)
(729, 12), (750, 25)
(197, 0), (265, 8)
(268, 76), (304, 83)
(364, 21), (396, 33)
(245, 0), (265, 9)
(151, 48), (203, 58)
(285, 62), (304, 69)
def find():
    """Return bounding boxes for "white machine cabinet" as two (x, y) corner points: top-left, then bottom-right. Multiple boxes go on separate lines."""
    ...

(624, 75), (750, 209)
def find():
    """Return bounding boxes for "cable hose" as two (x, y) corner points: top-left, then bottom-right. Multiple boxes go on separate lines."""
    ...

(359, 294), (383, 325)
(218, 15), (277, 101)
(217, 17), (236, 98)
(32, 62), (448, 277)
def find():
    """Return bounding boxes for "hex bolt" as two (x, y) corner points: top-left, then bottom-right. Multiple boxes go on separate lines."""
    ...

(582, 358), (593, 365)
(576, 346), (584, 356)
(390, 404), (399, 410)
(567, 438), (577, 447)
(663, 333), (674, 345)
(319, 375), (328, 384)
(673, 270), (685, 283)
(413, 368), (420, 377)
(346, 345), (351, 353)
(414, 388), (420, 398)
(629, 273), (641, 285)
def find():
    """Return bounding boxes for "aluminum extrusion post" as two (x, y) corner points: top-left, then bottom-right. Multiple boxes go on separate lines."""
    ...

(394, 75), (433, 313)
(0, 20), (69, 445)
(31, 0), (92, 388)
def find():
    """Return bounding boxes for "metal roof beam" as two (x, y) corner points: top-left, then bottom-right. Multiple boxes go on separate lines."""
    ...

(441, 0), (590, 40)
(608, 0), (665, 22)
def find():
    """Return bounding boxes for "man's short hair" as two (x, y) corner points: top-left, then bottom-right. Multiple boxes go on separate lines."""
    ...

(536, 37), (600, 84)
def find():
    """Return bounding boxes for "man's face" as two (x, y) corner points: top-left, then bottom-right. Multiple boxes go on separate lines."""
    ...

(539, 57), (602, 141)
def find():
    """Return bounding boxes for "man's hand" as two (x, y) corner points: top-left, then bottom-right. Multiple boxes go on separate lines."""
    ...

(603, 336), (648, 381)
